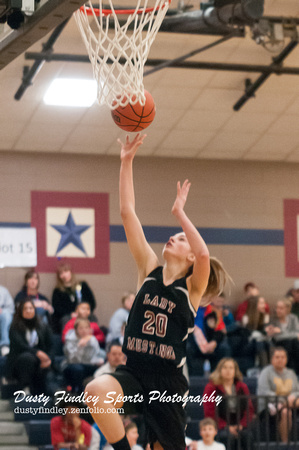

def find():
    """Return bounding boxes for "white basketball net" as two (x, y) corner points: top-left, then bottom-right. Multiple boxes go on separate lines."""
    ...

(74, 0), (170, 109)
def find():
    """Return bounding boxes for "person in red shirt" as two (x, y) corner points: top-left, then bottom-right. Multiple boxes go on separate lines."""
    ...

(51, 400), (92, 450)
(203, 357), (254, 450)
(62, 302), (105, 347)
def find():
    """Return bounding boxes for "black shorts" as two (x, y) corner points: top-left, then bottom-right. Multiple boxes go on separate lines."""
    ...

(109, 361), (189, 450)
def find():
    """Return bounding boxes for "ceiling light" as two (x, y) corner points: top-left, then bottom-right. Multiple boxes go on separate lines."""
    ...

(44, 78), (97, 107)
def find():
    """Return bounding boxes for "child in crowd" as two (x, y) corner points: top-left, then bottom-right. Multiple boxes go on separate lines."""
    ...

(51, 398), (92, 450)
(63, 318), (106, 392)
(187, 418), (226, 450)
(62, 302), (105, 347)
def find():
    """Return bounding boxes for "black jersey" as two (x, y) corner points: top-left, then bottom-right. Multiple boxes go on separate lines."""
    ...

(123, 266), (196, 369)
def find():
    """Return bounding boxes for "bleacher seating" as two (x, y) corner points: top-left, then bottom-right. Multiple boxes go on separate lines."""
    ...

(25, 420), (51, 446)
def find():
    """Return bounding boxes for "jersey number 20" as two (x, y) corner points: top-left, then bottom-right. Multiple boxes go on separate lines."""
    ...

(142, 310), (168, 338)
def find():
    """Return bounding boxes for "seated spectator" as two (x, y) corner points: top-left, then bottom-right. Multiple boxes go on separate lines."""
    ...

(52, 261), (97, 334)
(51, 397), (92, 450)
(242, 295), (270, 367)
(14, 269), (53, 324)
(257, 346), (299, 443)
(186, 418), (226, 450)
(62, 302), (105, 347)
(265, 297), (299, 373)
(6, 299), (52, 394)
(203, 358), (254, 450)
(104, 420), (144, 450)
(235, 282), (270, 322)
(63, 318), (106, 392)
(205, 299), (226, 334)
(187, 303), (231, 376)
(289, 279), (299, 319)
(0, 285), (14, 356)
(211, 294), (235, 332)
(105, 292), (135, 346)
(94, 341), (126, 378)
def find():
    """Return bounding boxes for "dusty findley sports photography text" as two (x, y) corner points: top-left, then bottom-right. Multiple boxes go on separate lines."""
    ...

(13, 389), (222, 407)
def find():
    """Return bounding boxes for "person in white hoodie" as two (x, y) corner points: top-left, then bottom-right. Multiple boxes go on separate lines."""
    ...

(63, 318), (106, 392)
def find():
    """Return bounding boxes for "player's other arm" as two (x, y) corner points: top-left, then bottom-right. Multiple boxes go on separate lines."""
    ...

(119, 134), (159, 289)
(172, 180), (210, 310)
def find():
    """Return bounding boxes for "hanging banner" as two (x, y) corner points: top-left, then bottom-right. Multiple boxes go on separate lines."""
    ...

(284, 199), (299, 277)
(0, 227), (37, 268)
(31, 191), (110, 273)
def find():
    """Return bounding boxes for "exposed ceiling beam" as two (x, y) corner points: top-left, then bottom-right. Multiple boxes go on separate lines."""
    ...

(25, 51), (299, 76)
(0, 0), (85, 70)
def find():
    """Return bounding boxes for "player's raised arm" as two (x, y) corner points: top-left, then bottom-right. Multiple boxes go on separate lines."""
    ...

(119, 134), (159, 288)
(171, 180), (211, 310)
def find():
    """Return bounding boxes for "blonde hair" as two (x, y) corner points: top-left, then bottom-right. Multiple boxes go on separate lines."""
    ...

(277, 296), (293, 313)
(209, 357), (243, 385)
(74, 317), (90, 332)
(121, 292), (134, 306)
(204, 257), (232, 298)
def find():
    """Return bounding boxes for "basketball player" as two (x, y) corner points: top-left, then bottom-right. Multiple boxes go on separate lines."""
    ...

(85, 133), (230, 450)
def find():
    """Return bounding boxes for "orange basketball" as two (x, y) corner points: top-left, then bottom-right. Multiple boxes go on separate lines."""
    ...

(111, 90), (156, 132)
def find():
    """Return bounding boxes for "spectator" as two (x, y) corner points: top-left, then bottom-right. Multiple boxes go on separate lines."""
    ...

(257, 346), (299, 443)
(63, 318), (106, 392)
(14, 269), (53, 324)
(104, 420), (144, 450)
(290, 279), (299, 319)
(242, 295), (270, 367)
(186, 418), (226, 450)
(187, 303), (231, 376)
(205, 300), (226, 333)
(105, 292), (135, 346)
(265, 297), (299, 373)
(211, 295), (235, 332)
(94, 341), (126, 378)
(62, 302), (105, 347)
(235, 282), (270, 322)
(0, 285), (14, 356)
(203, 358), (254, 450)
(51, 398), (92, 450)
(52, 261), (96, 333)
(6, 299), (52, 394)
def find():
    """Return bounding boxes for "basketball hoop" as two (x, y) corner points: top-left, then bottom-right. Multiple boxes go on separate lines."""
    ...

(74, 0), (170, 109)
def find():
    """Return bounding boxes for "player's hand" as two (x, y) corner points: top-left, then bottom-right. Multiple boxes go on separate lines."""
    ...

(171, 180), (191, 216)
(118, 133), (146, 161)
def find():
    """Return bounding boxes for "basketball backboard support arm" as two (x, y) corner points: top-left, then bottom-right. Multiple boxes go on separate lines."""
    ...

(0, 0), (86, 70)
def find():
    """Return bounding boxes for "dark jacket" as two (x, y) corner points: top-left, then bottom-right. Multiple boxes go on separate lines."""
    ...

(51, 281), (96, 333)
(6, 321), (53, 378)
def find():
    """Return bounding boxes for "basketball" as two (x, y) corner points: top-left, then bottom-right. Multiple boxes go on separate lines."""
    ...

(111, 90), (156, 132)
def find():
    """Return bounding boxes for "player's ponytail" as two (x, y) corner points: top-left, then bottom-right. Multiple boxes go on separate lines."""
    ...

(204, 256), (232, 297)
